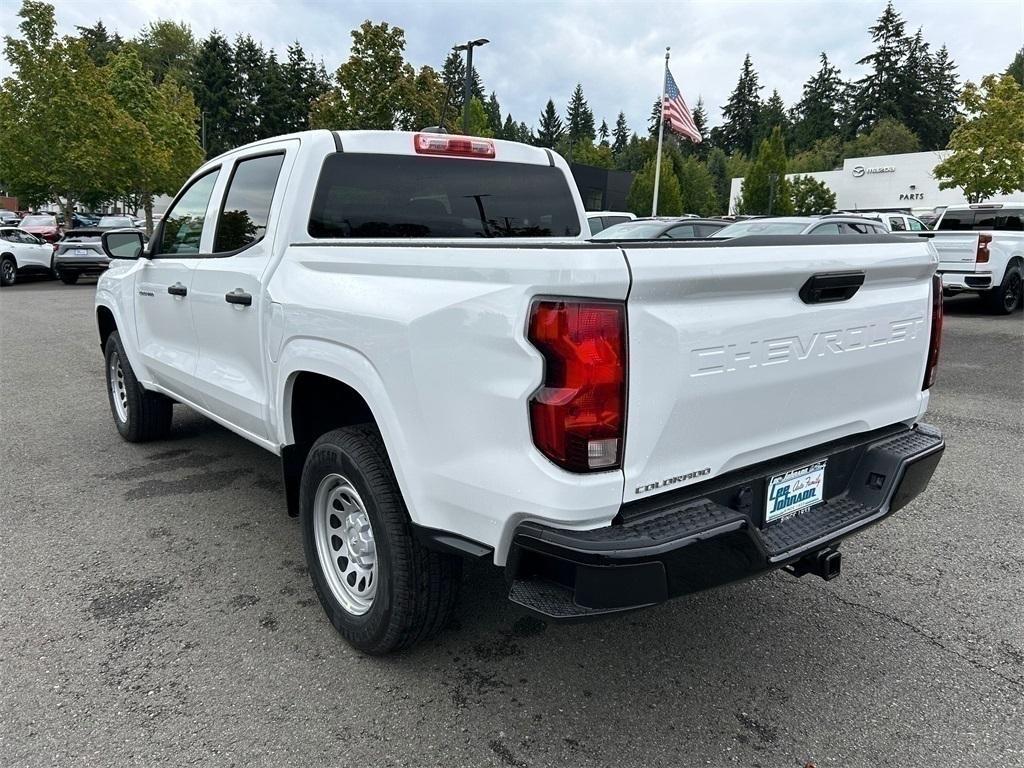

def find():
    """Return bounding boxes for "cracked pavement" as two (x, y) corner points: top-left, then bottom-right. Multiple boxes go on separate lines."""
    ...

(1, 279), (1021, 767)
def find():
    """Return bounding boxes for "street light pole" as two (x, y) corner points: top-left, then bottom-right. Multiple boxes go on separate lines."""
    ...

(453, 39), (489, 135)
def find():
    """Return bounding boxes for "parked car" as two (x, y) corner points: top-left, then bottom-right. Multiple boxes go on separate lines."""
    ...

(711, 215), (889, 238)
(845, 211), (930, 232)
(0, 210), (21, 226)
(928, 202), (1024, 313)
(95, 129), (945, 653)
(18, 214), (62, 244)
(53, 226), (147, 284)
(97, 215), (137, 229)
(586, 210), (636, 235)
(592, 217), (729, 240)
(0, 226), (55, 286)
(71, 213), (99, 228)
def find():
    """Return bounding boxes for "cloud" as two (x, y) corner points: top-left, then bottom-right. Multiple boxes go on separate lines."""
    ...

(4, 0), (1021, 136)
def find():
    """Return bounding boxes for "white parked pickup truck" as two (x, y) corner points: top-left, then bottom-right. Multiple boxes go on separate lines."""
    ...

(931, 202), (1024, 314)
(95, 130), (946, 653)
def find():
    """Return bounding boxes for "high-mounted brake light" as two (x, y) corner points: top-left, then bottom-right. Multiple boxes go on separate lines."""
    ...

(923, 273), (943, 390)
(527, 299), (627, 472)
(413, 133), (495, 158)
(975, 233), (991, 264)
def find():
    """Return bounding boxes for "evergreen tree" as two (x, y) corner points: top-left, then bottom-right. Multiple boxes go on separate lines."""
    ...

(1008, 48), (1024, 87)
(597, 119), (610, 147)
(739, 126), (792, 215)
(843, 117), (920, 157)
(565, 83), (596, 147)
(612, 111), (629, 155)
(501, 114), (516, 141)
(440, 49), (483, 114)
(282, 42), (331, 132)
(232, 34), (268, 146)
(791, 53), (845, 151)
(757, 89), (788, 146)
(484, 92), (502, 137)
(691, 97), (709, 146)
(626, 152), (682, 216)
(922, 44), (959, 149)
(614, 133), (655, 172)
(674, 155), (718, 216)
(851, 1), (908, 131)
(648, 96), (662, 138)
(75, 21), (123, 66)
(705, 147), (731, 214)
(790, 175), (837, 215)
(720, 54), (762, 155)
(191, 31), (238, 157)
(259, 52), (290, 138)
(536, 99), (564, 148)
(897, 29), (933, 144)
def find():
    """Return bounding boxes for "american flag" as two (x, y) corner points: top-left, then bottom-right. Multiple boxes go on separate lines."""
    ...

(663, 68), (702, 143)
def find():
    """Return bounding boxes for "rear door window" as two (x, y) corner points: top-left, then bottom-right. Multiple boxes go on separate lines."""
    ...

(810, 223), (842, 234)
(888, 216), (907, 231)
(214, 153), (285, 253)
(908, 217), (926, 231)
(603, 216), (631, 228)
(588, 217), (606, 235)
(308, 154), (581, 238)
(663, 224), (697, 239)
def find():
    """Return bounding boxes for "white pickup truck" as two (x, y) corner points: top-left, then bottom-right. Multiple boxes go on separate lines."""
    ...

(930, 202), (1024, 314)
(95, 130), (946, 653)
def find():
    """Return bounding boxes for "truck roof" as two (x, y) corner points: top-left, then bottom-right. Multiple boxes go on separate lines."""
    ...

(208, 129), (556, 167)
(942, 202), (1024, 211)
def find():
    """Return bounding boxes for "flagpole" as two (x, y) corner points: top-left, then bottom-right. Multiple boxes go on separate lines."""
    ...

(652, 47), (670, 217)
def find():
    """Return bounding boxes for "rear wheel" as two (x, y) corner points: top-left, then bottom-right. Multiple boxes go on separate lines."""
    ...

(59, 271), (79, 285)
(104, 331), (173, 442)
(300, 426), (461, 654)
(0, 255), (16, 286)
(987, 267), (1022, 314)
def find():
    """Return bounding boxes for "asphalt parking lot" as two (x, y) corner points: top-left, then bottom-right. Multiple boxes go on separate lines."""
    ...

(1, 279), (1021, 768)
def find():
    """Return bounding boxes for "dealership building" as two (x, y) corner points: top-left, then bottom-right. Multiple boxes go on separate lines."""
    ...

(728, 149), (1023, 215)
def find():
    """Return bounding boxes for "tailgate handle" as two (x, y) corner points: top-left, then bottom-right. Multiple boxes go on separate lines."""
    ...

(799, 272), (865, 304)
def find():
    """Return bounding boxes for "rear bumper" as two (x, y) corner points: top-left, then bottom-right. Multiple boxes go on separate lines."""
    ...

(54, 254), (110, 276)
(940, 270), (991, 290)
(507, 423), (944, 619)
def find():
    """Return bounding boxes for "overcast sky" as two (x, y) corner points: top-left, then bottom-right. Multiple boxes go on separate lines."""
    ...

(3, 1), (1022, 134)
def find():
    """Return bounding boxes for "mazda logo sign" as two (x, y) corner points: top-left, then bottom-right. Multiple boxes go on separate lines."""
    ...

(852, 165), (865, 178)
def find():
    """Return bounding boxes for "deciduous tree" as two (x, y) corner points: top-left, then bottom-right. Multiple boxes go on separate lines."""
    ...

(935, 74), (1024, 203)
(790, 175), (837, 215)
(626, 152), (682, 216)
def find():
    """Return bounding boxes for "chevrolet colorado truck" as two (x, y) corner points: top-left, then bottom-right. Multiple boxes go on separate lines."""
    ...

(931, 202), (1024, 314)
(95, 130), (946, 653)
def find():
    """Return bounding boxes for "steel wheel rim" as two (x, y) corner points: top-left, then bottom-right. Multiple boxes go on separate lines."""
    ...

(109, 352), (129, 423)
(1005, 273), (1021, 311)
(1, 260), (13, 282)
(313, 473), (377, 616)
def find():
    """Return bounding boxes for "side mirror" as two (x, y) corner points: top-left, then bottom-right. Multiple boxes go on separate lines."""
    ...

(102, 229), (145, 260)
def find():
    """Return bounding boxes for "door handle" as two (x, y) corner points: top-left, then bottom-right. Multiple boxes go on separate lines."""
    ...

(167, 282), (187, 297)
(225, 288), (252, 307)
(799, 272), (865, 304)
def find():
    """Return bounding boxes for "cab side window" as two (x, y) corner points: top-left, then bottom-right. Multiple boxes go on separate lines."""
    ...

(214, 153), (286, 254)
(908, 218), (925, 231)
(158, 169), (220, 255)
(888, 217), (907, 231)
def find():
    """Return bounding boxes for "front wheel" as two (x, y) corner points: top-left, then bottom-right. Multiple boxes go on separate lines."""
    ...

(300, 426), (461, 654)
(0, 256), (16, 286)
(104, 331), (173, 442)
(987, 268), (1022, 314)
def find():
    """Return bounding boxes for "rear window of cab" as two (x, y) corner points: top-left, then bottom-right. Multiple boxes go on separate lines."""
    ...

(307, 154), (581, 239)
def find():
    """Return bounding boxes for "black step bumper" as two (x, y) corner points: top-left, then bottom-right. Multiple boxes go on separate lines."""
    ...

(507, 423), (944, 619)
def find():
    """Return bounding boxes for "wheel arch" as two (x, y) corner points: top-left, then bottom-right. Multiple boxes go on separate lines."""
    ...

(276, 341), (411, 519)
(97, 305), (117, 351)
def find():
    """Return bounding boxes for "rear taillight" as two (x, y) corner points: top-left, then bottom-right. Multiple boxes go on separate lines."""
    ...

(923, 273), (943, 390)
(976, 233), (991, 264)
(527, 299), (627, 472)
(414, 133), (495, 158)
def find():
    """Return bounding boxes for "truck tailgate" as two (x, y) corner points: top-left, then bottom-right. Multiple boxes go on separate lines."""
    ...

(621, 237), (937, 501)
(929, 232), (979, 272)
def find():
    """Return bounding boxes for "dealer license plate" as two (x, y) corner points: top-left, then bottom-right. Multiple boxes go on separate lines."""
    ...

(74, 248), (88, 255)
(765, 460), (826, 524)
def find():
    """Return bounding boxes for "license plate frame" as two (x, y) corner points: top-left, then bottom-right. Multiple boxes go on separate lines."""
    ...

(74, 248), (88, 256)
(765, 460), (827, 524)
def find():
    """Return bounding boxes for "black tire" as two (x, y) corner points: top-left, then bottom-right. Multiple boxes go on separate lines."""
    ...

(986, 267), (1022, 315)
(300, 426), (461, 654)
(104, 331), (173, 442)
(0, 255), (16, 287)
(59, 271), (79, 285)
